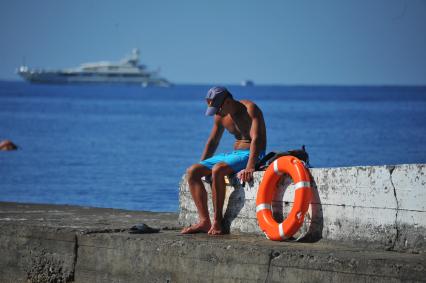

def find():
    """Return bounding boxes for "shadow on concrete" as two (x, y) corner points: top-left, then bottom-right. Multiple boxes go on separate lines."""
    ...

(299, 172), (323, 243)
(272, 172), (323, 242)
(222, 181), (245, 234)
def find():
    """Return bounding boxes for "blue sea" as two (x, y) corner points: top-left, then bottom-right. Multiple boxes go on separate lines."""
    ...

(0, 81), (425, 212)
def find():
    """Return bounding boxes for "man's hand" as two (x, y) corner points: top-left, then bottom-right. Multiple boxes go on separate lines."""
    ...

(237, 168), (255, 183)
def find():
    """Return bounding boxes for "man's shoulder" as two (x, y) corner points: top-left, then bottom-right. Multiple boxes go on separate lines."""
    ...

(239, 99), (262, 114)
(239, 99), (257, 108)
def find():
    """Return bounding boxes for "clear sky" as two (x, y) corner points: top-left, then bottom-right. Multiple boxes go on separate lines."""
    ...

(1, 0), (425, 85)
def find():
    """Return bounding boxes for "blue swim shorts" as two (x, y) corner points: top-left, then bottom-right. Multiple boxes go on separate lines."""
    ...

(199, 150), (266, 173)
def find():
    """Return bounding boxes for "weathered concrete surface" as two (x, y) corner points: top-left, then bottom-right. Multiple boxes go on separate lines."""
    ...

(179, 164), (426, 253)
(0, 202), (177, 283)
(0, 202), (425, 283)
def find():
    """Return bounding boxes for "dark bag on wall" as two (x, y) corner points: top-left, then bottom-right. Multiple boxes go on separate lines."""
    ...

(255, 145), (310, 171)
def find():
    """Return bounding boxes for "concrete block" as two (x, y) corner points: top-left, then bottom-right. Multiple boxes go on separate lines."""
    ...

(75, 232), (272, 283)
(310, 166), (397, 208)
(396, 210), (426, 252)
(179, 163), (426, 252)
(391, 164), (426, 211)
(267, 246), (425, 283)
(0, 224), (76, 283)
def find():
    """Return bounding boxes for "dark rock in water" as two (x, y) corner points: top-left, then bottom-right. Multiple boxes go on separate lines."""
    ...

(0, 140), (18, 151)
(129, 223), (160, 234)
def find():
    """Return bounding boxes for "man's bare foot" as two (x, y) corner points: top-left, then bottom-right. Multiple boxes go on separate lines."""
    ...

(208, 221), (224, 235)
(181, 220), (211, 234)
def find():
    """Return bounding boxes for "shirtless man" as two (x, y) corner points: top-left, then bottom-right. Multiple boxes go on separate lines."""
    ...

(181, 86), (267, 235)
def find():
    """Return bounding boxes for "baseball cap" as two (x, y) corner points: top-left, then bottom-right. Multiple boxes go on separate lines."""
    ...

(205, 86), (231, 116)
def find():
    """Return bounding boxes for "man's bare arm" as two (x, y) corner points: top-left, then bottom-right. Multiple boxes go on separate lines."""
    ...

(238, 104), (264, 182)
(247, 115), (262, 169)
(200, 116), (224, 161)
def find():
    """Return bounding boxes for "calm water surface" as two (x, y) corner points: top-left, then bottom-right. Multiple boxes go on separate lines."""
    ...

(0, 81), (425, 211)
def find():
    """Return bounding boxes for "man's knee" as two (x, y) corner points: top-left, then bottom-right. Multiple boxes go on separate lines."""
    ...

(187, 164), (208, 180)
(211, 163), (233, 177)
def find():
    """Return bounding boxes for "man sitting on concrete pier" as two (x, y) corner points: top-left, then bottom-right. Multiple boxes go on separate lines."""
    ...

(181, 86), (267, 235)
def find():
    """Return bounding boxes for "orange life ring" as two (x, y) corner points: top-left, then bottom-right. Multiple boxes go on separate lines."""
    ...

(256, 156), (312, 241)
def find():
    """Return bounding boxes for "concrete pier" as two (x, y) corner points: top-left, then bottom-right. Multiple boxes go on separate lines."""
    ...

(0, 163), (425, 282)
(0, 201), (425, 282)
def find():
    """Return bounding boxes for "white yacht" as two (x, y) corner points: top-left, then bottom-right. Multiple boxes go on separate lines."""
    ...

(17, 49), (171, 87)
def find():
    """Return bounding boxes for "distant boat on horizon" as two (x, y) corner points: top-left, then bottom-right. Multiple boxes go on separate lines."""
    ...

(241, 80), (254, 87)
(17, 49), (171, 87)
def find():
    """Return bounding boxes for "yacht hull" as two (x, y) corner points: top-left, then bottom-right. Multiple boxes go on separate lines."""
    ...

(18, 71), (171, 87)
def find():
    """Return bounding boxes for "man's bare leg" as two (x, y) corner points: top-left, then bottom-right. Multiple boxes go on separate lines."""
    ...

(208, 163), (234, 235)
(181, 164), (212, 234)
